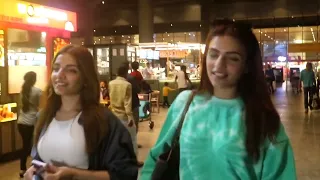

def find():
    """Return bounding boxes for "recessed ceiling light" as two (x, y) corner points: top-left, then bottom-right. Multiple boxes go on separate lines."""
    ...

(102, 1), (105, 4)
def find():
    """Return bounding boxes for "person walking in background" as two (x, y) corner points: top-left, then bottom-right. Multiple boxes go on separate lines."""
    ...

(316, 69), (320, 97)
(130, 61), (143, 85)
(301, 62), (316, 113)
(175, 65), (191, 93)
(17, 71), (42, 178)
(162, 82), (175, 108)
(109, 64), (143, 167)
(265, 64), (275, 93)
(124, 61), (145, 166)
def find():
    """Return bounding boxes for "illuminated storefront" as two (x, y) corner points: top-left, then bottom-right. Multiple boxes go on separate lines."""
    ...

(0, 0), (77, 94)
(0, 0), (77, 159)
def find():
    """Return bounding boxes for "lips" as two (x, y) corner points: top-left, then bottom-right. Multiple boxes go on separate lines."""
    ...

(55, 82), (67, 87)
(212, 71), (228, 78)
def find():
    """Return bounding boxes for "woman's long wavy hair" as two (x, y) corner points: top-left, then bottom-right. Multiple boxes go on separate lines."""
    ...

(199, 19), (280, 161)
(34, 45), (108, 153)
(21, 71), (37, 113)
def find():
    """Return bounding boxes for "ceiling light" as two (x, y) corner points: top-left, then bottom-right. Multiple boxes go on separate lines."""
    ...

(284, 29), (286, 32)
(265, 34), (267, 36)
(103, 36), (105, 38)
(131, 25), (133, 28)
(114, 30), (117, 33)
(200, 24), (202, 27)
(170, 24), (173, 27)
(94, 29), (96, 32)
(102, 1), (105, 4)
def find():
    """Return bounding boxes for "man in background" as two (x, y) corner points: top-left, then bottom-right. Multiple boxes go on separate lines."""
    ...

(122, 62), (144, 167)
(300, 62), (316, 113)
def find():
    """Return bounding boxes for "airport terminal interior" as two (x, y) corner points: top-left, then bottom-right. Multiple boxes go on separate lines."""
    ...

(1, 0), (320, 179)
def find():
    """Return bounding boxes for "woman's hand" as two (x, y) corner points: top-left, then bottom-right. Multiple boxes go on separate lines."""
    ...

(24, 166), (37, 180)
(42, 164), (74, 180)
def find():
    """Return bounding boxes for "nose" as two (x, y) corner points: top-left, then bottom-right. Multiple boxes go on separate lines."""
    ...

(55, 68), (66, 79)
(215, 55), (226, 71)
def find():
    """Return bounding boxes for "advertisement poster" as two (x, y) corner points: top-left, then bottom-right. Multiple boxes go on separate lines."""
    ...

(53, 37), (70, 58)
(0, 30), (4, 67)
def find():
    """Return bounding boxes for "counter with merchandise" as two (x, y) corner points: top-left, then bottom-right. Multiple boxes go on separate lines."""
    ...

(0, 103), (22, 162)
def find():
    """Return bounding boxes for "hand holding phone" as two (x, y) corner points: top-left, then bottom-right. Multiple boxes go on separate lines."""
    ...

(31, 160), (47, 175)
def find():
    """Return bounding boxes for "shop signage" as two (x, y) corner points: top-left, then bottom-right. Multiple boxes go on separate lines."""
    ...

(160, 50), (188, 58)
(0, 0), (77, 32)
(288, 43), (320, 53)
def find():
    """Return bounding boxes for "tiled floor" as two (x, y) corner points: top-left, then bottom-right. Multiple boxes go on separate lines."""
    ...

(0, 86), (320, 179)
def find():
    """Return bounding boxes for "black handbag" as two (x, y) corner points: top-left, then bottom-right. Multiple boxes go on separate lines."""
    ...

(151, 91), (196, 180)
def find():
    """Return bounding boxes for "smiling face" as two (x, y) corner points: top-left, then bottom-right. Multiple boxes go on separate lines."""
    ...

(51, 53), (82, 96)
(206, 35), (247, 89)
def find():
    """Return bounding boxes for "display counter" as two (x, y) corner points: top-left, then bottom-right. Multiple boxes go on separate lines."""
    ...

(0, 103), (22, 162)
(145, 79), (200, 104)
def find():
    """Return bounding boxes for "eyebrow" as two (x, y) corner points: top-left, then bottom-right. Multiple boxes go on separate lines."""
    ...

(53, 63), (78, 68)
(208, 48), (242, 56)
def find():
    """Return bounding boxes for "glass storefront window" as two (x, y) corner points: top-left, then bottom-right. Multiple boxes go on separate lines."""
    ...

(289, 27), (303, 43)
(7, 28), (47, 94)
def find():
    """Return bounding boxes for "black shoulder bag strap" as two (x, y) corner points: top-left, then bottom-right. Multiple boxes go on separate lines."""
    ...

(152, 90), (196, 180)
(166, 90), (196, 161)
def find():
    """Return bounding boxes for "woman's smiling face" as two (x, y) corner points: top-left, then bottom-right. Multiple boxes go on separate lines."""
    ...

(51, 53), (82, 96)
(206, 35), (247, 89)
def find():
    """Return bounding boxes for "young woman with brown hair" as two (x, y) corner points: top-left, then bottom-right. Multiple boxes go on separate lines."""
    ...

(18, 71), (42, 177)
(24, 45), (138, 180)
(140, 20), (296, 179)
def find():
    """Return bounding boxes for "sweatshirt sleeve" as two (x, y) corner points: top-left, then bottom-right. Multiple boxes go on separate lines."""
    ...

(139, 90), (192, 179)
(98, 110), (138, 180)
(261, 125), (297, 180)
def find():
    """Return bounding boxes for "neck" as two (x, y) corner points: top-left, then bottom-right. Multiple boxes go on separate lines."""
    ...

(60, 94), (82, 112)
(213, 86), (238, 99)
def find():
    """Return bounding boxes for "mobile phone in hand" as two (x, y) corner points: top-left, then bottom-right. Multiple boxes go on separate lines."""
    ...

(31, 160), (46, 175)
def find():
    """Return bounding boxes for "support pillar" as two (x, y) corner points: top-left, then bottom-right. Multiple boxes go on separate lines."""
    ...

(78, 6), (94, 45)
(138, 0), (154, 43)
(200, 0), (210, 44)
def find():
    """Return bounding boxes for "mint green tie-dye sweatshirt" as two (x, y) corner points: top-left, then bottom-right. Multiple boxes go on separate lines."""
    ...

(140, 90), (296, 180)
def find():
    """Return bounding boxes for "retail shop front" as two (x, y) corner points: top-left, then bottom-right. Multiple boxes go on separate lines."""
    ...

(137, 42), (204, 103)
(0, 0), (77, 161)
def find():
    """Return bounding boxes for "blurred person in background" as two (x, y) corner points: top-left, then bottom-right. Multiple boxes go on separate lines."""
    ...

(100, 80), (109, 100)
(143, 62), (154, 79)
(140, 19), (296, 179)
(18, 71), (42, 178)
(109, 64), (144, 167)
(24, 45), (138, 180)
(300, 62), (316, 113)
(265, 64), (275, 93)
(175, 65), (192, 93)
(130, 61), (144, 85)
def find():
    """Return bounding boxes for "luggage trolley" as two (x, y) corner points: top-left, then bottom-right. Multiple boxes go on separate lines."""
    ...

(138, 93), (154, 129)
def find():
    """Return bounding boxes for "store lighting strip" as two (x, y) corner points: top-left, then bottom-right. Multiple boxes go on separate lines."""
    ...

(311, 28), (316, 42)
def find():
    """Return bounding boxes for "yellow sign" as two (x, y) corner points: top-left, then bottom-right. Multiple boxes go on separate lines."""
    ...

(288, 43), (320, 53)
(160, 50), (188, 58)
(0, 0), (77, 31)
